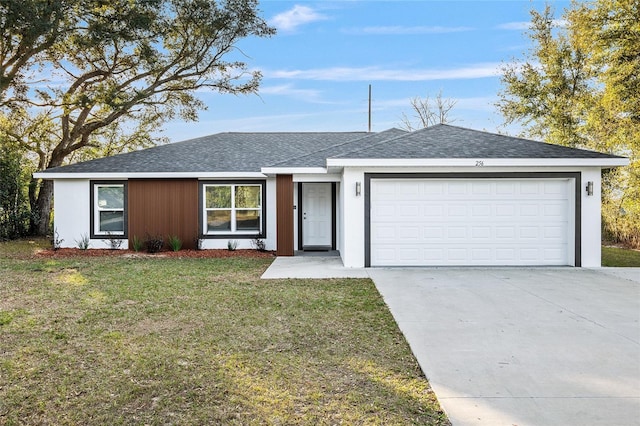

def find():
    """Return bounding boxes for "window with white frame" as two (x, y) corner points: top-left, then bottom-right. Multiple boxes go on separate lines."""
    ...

(93, 183), (126, 235)
(203, 184), (262, 234)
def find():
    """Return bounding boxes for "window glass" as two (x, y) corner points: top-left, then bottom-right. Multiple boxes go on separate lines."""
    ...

(99, 211), (124, 232)
(236, 210), (260, 230)
(207, 210), (231, 232)
(98, 186), (124, 209)
(203, 183), (263, 235)
(235, 186), (261, 209)
(206, 186), (231, 209)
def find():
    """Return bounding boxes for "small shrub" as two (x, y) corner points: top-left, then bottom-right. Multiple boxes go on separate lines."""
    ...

(52, 228), (64, 251)
(227, 240), (238, 251)
(251, 235), (266, 252)
(75, 233), (90, 250)
(194, 237), (204, 251)
(131, 235), (143, 252)
(145, 234), (164, 253)
(167, 235), (182, 252)
(102, 232), (123, 250)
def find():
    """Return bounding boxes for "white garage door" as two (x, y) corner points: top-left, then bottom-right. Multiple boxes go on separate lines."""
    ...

(370, 178), (573, 266)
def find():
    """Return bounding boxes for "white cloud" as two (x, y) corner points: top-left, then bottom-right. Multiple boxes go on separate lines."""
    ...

(346, 25), (474, 35)
(259, 84), (325, 102)
(497, 21), (531, 30)
(270, 5), (327, 33)
(497, 19), (568, 30)
(264, 63), (502, 82)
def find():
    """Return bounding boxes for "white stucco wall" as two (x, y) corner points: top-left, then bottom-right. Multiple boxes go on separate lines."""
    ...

(340, 168), (366, 267)
(53, 179), (89, 248)
(54, 179), (128, 249)
(580, 168), (603, 267)
(293, 184), (299, 251)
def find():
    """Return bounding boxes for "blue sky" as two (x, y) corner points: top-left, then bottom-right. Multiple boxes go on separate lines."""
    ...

(162, 0), (571, 141)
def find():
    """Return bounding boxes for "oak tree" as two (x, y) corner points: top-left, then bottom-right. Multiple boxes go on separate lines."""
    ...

(0, 0), (274, 235)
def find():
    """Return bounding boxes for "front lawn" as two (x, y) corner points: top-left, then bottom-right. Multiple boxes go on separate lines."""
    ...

(0, 240), (448, 425)
(602, 245), (640, 267)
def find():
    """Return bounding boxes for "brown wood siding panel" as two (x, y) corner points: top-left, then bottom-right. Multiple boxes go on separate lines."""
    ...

(128, 179), (199, 250)
(276, 175), (294, 256)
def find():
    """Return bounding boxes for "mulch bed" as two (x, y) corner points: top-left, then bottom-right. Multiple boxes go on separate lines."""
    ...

(37, 248), (275, 259)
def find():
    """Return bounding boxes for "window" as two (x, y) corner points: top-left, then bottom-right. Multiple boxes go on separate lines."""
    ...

(203, 183), (263, 236)
(91, 181), (127, 237)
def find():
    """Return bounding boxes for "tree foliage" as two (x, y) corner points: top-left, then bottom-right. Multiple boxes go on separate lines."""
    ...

(0, 0), (70, 105)
(497, 1), (640, 247)
(0, 0), (274, 235)
(0, 140), (30, 239)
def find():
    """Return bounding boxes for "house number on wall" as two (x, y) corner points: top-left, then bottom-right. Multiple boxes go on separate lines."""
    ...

(475, 161), (484, 167)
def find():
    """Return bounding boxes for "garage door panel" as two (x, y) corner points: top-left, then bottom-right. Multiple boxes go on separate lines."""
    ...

(471, 182), (491, 194)
(370, 178), (572, 266)
(471, 248), (491, 261)
(472, 204), (491, 217)
(471, 226), (491, 239)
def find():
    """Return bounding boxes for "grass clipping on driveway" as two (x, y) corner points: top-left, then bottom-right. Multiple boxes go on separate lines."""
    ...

(0, 247), (448, 425)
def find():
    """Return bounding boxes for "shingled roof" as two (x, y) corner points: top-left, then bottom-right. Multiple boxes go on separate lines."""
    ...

(38, 124), (623, 175)
(332, 124), (621, 160)
(40, 132), (369, 174)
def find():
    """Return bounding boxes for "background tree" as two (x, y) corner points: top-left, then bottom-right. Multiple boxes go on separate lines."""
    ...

(0, 0), (275, 235)
(0, 0), (71, 105)
(0, 139), (30, 239)
(497, 1), (639, 248)
(400, 90), (457, 131)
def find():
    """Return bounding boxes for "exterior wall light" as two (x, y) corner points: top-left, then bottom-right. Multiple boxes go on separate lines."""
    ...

(586, 181), (594, 196)
(355, 181), (362, 196)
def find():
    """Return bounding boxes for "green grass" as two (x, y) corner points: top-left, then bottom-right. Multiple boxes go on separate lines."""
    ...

(0, 240), (449, 425)
(602, 246), (640, 267)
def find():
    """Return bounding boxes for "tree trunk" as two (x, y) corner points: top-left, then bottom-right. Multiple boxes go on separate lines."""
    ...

(35, 179), (53, 236)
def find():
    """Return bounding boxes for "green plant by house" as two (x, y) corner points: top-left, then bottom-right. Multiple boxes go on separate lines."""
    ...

(167, 235), (182, 252)
(75, 233), (90, 250)
(131, 235), (143, 252)
(227, 240), (238, 251)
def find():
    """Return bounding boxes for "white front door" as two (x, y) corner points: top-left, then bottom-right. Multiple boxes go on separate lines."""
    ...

(302, 183), (332, 249)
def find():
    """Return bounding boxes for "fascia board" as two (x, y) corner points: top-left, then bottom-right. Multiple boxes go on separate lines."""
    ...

(325, 158), (630, 168)
(260, 167), (328, 175)
(32, 172), (268, 180)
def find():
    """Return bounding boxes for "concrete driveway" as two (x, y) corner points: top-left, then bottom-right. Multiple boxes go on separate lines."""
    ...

(368, 268), (640, 426)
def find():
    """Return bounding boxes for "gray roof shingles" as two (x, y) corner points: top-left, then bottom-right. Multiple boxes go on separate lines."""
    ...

(42, 132), (368, 173)
(39, 124), (622, 175)
(333, 124), (622, 159)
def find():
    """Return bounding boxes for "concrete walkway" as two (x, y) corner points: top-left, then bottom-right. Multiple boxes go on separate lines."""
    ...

(261, 256), (368, 279)
(369, 267), (640, 426)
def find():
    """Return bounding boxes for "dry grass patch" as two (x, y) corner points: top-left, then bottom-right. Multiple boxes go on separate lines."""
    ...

(0, 240), (449, 425)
